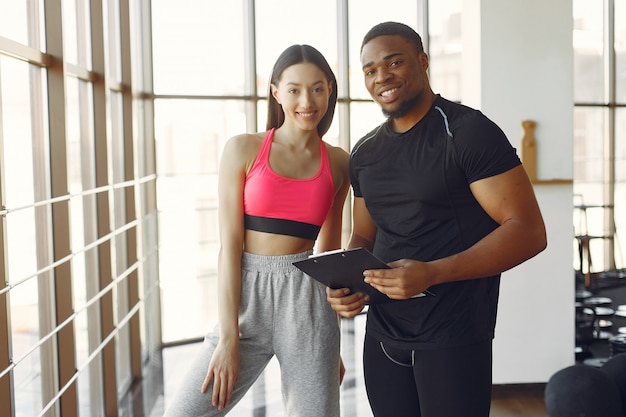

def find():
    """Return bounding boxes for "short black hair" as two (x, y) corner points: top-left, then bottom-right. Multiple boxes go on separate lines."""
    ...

(361, 21), (424, 55)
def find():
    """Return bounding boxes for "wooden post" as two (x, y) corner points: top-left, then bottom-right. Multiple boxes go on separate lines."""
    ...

(521, 120), (537, 181)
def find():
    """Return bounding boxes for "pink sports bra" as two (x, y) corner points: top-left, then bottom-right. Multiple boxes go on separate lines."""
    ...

(243, 128), (335, 240)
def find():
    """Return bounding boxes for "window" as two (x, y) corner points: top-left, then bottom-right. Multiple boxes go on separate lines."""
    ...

(0, 1), (158, 415)
(573, 0), (626, 274)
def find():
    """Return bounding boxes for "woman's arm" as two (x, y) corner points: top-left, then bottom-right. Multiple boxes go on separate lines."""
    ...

(201, 134), (255, 409)
(325, 196), (378, 317)
(216, 136), (247, 346)
(316, 146), (350, 253)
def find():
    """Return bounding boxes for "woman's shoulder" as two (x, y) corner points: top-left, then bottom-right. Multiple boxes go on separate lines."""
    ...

(323, 142), (350, 190)
(324, 142), (350, 165)
(323, 140), (349, 157)
(223, 131), (266, 157)
(226, 131), (266, 147)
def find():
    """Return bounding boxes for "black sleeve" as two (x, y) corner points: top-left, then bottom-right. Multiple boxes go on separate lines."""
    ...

(451, 112), (521, 184)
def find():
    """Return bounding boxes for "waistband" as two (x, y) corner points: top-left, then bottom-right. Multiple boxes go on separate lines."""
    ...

(241, 249), (314, 273)
(244, 214), (321, 240)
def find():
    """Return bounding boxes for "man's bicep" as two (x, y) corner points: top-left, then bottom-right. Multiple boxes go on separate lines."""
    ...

(470, 165), (542, 226)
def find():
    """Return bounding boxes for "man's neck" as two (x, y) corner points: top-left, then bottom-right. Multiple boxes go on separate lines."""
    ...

(390, 91), (437, 133)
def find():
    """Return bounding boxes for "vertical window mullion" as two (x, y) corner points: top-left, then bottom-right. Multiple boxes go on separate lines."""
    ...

(604, 0), (617, 269)
(0, 61), (14, 417)
(44, 0), (78, 416)
(417, 0), (429, 53)
(29, 3), (58, 414)
(118, 0), (142, 381)
(337, 0), (351, 243)
(134, 0), (161, 362)
(243, 0), (257, 132)
(89, 0), (120, 414)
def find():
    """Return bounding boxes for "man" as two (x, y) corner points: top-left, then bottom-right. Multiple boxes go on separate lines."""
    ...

(326, 22), (547, 416)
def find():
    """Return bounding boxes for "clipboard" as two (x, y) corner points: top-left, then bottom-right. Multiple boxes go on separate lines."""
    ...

(293, 247), (430, 304)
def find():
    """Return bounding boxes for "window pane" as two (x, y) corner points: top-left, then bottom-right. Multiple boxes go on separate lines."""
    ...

(66, 77), (96, 193)
(116, 323), (132, 394)
(256, 100), (268, 132)
(348, 0), (418, 99)
(155, 99), (242, 342)
(429, 0), (462, 102)
(63, 0), (93, 67)
(157, 174), (218, 342)
(110, 91), (125, 184)
(129, 1), (149, 90)
(155, 99), (240, 175)
(616, 181), (626, 269)
(573, 0), (605, 103)
(349, 102), (387, 149)
(573, 106), (607, 273)
(151, 0), (244, 95)
(10, 272), (54, 417)
(617, 108), (626, 269)
(573, 107), (605, 184)
(618, 108), (626, 181)
(78, 352), (105, 416)
(5, 209), (38, 284)
(133, 99), (152, 178)
(255, 0), (337, 97)
(1, 57), (36, 208)
(14, 345), (45, 416)
(0, 2), (29, 45)
(105, 0), (122, 83)
(10, 278), (40, 360)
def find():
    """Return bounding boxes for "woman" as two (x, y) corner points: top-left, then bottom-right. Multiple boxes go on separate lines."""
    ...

(164, 44), (350, 417)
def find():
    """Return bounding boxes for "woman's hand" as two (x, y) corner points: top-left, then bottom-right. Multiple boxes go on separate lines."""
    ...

(201, 341), (240, 411)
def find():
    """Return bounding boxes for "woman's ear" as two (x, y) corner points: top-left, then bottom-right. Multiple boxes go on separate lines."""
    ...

(270, 84), (280, 104)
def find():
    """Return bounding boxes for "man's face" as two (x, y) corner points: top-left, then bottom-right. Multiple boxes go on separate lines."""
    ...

(360, 35), (429, 119)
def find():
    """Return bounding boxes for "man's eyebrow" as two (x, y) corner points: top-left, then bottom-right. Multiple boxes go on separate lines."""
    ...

(362, 52), (404, 70)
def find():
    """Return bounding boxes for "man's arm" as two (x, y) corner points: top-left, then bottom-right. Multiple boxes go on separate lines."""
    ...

(347, 196), (378, 251)
(363, 165), (547, 299)
(453, 164), (547, 278)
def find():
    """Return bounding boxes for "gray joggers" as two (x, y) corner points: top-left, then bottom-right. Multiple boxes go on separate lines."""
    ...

(163, 250), (341, 417)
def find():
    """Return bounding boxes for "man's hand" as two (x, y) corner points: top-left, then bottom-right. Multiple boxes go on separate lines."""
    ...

(363, 259), (435, 300)
(339, 356), (346, 384)
(326, 287), (368, 318)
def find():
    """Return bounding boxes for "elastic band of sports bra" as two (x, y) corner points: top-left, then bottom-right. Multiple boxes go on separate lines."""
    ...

(244, 214), (320, 240)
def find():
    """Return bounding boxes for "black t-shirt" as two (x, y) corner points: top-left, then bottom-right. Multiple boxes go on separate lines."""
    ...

(350, 95), (521, 349)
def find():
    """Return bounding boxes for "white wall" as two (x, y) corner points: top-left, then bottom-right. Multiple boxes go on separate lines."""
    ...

(462, 0), (575, 383)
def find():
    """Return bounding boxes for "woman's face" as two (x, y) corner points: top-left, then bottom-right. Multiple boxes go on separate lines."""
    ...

(271, 62), (332, 133)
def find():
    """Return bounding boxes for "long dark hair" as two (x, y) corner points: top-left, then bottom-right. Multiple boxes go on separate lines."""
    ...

(266, 44), (337, 137)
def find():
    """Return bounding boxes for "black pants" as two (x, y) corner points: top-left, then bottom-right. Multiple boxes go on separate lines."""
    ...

(363, 334), (492, 417)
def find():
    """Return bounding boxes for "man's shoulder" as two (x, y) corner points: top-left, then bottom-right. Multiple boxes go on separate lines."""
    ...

(433, 95), (479, 118)
(432, 95), (494, 131)
(351, 123), (387, 157)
